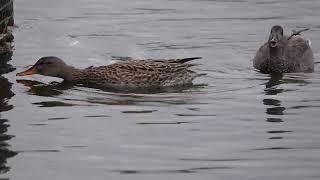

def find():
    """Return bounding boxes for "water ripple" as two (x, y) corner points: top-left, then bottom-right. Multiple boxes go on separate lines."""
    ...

(112, 166), (232, 174)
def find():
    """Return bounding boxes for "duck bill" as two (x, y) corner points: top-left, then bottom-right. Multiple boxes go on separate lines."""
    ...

(269, 40), (277, 48)
(16, 66), (38, 76)
(269, 33), (279, 48)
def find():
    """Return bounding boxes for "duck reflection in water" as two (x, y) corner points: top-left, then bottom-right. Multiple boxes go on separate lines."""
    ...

(16, 79), (206, 95)
(264, 74), (286, 122)
(16, 79), (206, 107)
(263, 73), (310, 139)
(16, 80), (74, 97)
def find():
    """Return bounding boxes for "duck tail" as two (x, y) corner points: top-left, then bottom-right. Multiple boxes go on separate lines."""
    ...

(173, 57), (202, 64)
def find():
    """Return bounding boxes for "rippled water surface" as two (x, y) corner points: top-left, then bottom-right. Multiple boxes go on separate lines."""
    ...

(1, 0), (320, 179)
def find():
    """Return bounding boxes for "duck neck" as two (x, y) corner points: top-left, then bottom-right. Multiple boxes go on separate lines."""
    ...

(269, 46), (284, 62)
(57, 65), (82, 82)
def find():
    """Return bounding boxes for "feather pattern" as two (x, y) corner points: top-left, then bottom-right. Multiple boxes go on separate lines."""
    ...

(71, 58), (203, 88)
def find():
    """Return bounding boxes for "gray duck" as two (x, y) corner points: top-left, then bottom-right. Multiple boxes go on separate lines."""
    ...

(253, 25), (314, 73)
(16, 56), (204, 89)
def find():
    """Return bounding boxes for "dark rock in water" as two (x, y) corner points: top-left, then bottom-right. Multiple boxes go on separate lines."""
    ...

(0, 53), (14, 75)
(0, 26), (14, 74)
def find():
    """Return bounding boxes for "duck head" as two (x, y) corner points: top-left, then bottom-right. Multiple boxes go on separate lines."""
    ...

(16, 56), (77, 81)
(268, 25), (284, 48)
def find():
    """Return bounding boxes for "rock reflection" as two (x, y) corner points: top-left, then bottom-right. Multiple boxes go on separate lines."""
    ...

(0, 54), (17, 174)
(0, 77), (13, 112)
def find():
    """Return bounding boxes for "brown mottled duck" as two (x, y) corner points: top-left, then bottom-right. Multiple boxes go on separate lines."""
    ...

(253, 25), (314, 73)
(16, 56), (204, 89)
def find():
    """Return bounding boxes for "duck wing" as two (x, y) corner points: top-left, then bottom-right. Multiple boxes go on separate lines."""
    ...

(112, 60), (197, 73)
(77, 60), (199, 88)
(286, 37), (311, 58)
(285, 36), (314, 72)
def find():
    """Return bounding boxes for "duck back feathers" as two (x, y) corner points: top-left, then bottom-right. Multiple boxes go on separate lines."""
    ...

(73, 58), (203, 89)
